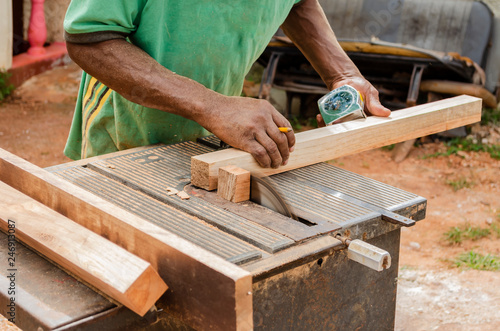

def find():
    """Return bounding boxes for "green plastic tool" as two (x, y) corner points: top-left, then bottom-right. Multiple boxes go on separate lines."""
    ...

(318, 85), (366, 125)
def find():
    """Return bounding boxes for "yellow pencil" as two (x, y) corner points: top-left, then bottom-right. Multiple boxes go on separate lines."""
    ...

(278, 127), (293, 133)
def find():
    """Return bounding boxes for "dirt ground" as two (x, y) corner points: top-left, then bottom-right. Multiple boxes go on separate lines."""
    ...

(0, 64), (499, 330)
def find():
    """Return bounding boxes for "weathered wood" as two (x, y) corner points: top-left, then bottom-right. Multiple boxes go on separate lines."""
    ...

(0, 149), (253, 331)
(420, 80), (497, 108)
(270, 37), (441, 60)
(0, 181), (167, 316)
(217, 166), (251, 203)
(191, 95), (482, 190)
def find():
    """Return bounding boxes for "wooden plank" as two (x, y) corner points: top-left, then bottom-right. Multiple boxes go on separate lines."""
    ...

(192, 95), (482, 190)
(217, 166), (251, 203)
(0, 234), (116, 330)
(0, 150), (253, 331)
(0, 181), (167, 316)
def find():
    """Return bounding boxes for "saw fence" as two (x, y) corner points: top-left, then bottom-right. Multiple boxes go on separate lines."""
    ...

(0, 95), (482, 330)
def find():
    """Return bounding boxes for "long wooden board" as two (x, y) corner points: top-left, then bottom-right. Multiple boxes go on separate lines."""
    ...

(192, 95), (482, 190)
(0, 150), (253, 331)
(0, 181), (167, 316)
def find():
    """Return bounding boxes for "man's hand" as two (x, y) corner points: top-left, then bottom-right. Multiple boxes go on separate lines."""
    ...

(316, 76), (391, 127)
(281, 0), (391, 128)
(200, 96), (295, 168)
(332, 76), (391, 117)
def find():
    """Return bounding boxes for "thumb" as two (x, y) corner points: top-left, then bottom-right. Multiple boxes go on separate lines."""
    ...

(316, 114), (326, 127)
(366, 95), (391, 117)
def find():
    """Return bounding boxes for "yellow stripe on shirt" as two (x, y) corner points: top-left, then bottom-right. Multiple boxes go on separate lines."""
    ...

(85, 89), (113, 139)
(81, 88), (113, 159)
(82, 77), (98, 109)
(83, 83), (106, 120)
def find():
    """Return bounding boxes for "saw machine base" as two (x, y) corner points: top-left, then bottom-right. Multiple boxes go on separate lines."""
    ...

(1, 140), (426, 330)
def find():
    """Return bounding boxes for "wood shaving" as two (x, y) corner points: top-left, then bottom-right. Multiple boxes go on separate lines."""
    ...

(176, 191), (190, 200)
(166, 187), (179, 196)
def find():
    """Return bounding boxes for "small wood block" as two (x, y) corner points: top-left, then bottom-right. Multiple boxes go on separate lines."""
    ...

(217, 166), (250, 203)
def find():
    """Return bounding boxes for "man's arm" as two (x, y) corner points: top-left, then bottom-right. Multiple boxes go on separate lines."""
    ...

(282, 0), (391, 120)
(66, 40), (295, 168)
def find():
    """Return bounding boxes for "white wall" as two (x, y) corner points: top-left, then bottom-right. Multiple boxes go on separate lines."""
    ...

(0, 0), (13, 70)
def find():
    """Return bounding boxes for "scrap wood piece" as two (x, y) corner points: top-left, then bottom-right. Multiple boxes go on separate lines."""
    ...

(0, 149), (253, 331)
(0, 181), (168, 316)
(217, 166), (251, 203)
(191, 95), (482, 190)
(176, 191), (190, 200)
(420, 80), (497, 109)
(166, 187), (179, 196)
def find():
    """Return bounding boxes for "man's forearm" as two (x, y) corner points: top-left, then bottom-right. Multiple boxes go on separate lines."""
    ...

(281, 0), (361, 89)
(66, 39), (220, 124)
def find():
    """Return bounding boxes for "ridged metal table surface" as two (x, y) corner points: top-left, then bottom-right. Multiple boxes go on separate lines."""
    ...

(51, 141), (426, 265)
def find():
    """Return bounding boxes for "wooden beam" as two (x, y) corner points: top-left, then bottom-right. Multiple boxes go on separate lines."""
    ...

(192, 95), (482, 190)
(0, 181), (167, 316)
(217, 166), (251, 203)
(270, 37), (439, 60)
(420, 80), (497, 109)
(0, 150), (253, 331)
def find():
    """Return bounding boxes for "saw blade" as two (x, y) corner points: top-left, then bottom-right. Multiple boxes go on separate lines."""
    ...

(250, 176), (296, 220)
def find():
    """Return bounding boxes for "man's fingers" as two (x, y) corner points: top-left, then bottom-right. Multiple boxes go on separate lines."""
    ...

(364, 89), (391, 117)
(246, 140), (272, 168)
(267, 127), (290, 166)
(254, 132), (283, 169)
(316, 114), (326, 127)
(272, 113), (296, 150)
(366, 98), (391, 117)
(283, 129), (295, 151)
(330, 78), (390, 118)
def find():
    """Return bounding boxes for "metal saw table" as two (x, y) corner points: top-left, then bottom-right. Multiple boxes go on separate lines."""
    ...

(0, 139), (426, 330)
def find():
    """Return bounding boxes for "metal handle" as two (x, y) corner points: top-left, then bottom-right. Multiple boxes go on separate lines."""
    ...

(337, 237), (392, 272)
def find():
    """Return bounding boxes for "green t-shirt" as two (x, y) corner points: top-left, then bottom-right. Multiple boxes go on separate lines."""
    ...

(64, 0), (301, 160)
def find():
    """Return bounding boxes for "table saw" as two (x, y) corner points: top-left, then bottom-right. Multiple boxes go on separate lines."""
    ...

(0, 137), (426, 330)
